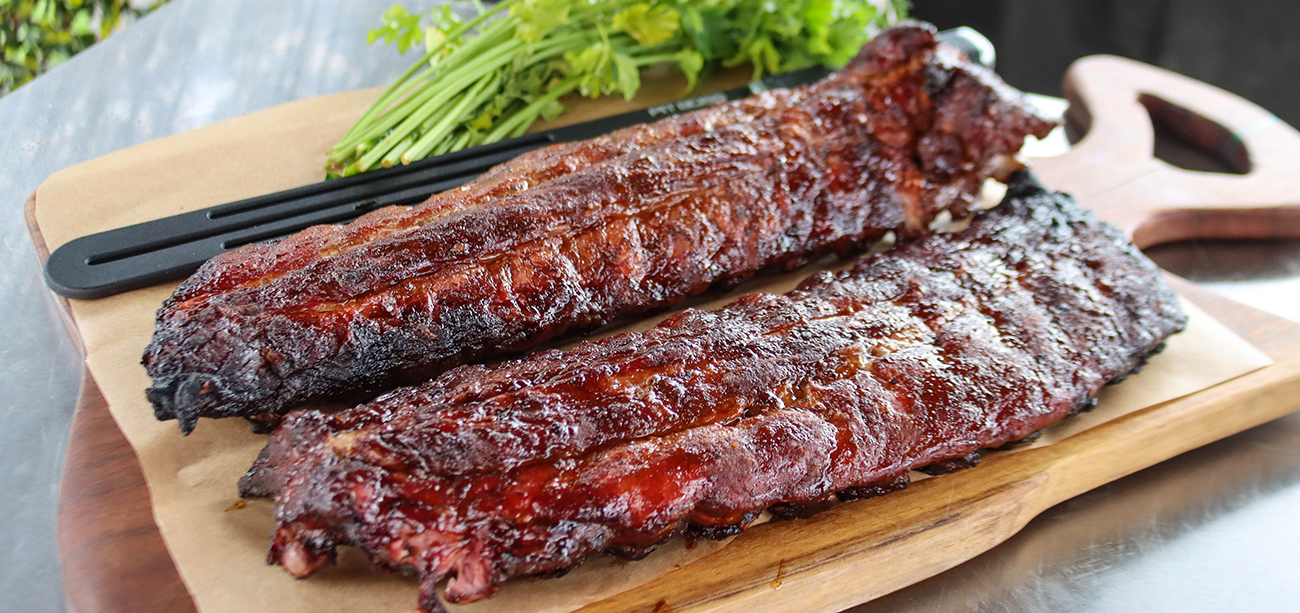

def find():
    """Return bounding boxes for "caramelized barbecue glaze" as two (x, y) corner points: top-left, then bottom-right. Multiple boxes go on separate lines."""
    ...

(143, 24), (1055, 432)
(241, 176), (1186, 613)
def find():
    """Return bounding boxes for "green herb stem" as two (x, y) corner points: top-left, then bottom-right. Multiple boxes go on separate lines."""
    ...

(353, 39), (526, 171)
(486, 76), (582, 142)
(403, 70), (500, 164)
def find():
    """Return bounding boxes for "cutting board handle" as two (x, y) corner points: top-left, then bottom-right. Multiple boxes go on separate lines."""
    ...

(1030, 55), (1300, 248)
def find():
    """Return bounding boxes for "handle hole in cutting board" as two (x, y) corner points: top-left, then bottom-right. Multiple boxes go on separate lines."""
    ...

(1140, 94), (1252, 175)
(1061, 91), (1251, 176)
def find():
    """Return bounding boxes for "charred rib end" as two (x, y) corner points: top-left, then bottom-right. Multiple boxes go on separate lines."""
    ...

(238, 444), (278, 498)
(145, 372), (236, 435)
(146, 377), (200, 435)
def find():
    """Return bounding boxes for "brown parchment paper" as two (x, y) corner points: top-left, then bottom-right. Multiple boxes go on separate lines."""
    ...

(31, 81), (1273, 613)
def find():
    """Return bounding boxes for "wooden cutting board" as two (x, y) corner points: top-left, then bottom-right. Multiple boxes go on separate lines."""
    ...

(30, 55), (1300, 613)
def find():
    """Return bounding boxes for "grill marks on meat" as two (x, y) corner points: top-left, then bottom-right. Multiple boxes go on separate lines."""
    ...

(143, 24), (1055, 433)
(240, 176), (1186, 613)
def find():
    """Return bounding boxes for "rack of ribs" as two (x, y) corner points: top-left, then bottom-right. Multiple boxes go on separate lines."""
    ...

(143, 23), (1056, 433)
(239, 174), (1187, 613)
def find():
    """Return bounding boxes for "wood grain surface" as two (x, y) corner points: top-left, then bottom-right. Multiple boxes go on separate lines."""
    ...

(33, 55), (1300, 613)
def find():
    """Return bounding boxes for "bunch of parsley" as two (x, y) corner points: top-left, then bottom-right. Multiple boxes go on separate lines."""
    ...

(326, 0), (907, 177)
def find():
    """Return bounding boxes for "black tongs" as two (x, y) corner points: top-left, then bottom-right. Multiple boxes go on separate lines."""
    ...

(44, 28), (991, 299)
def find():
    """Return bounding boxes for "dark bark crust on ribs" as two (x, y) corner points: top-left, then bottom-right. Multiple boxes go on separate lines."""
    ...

(240, 174), (1186, 612)
(143, 23), (1055, 433)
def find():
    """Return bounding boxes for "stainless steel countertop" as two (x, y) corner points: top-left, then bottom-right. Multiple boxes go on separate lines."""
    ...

(1, 2), (1296, 611)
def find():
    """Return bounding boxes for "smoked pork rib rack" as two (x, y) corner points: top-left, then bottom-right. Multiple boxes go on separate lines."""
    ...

(240, 176), (1187, 613)
(143, 23), (1055, 433)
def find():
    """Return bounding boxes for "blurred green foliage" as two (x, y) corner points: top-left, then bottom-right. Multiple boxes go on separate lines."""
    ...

(1, 0), (169, 95)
